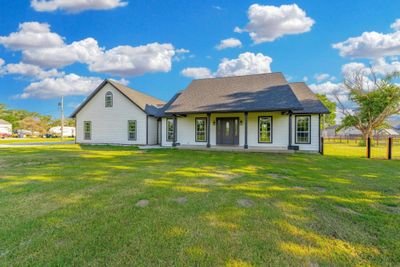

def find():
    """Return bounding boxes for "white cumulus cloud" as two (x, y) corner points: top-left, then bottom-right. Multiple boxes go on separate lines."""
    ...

(333, 19), (400, 58)
(31, 0), (128, 13)
(20, 73), (103, 99)
(0, 22), (64, 50)
(181, 52), (273, 79)
(0, 22), (179, 77)
(4, 63), (62, 79)
(215, 52), (272, 77)
(88, 43), (175, 76)
(235, 4), (314, 43)
(216, 38), (242, 50)
(391, 19), (400, 31)
(181, 67), (213, 79)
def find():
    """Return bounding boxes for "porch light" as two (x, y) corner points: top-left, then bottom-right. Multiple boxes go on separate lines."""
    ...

(240, 120), (243, 125)
(213, 120), (216, 125)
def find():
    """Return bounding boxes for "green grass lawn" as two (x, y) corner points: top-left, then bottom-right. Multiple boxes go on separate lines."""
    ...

(0, 137), (74, 144)
(325, 140), (400, 160)
(0, 145), (399, 266)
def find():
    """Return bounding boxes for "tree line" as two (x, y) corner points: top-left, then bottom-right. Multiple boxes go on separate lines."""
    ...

(0, 104), (75, 135)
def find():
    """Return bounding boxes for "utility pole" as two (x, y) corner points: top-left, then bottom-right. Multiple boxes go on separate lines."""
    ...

(59, 96), (64, 141)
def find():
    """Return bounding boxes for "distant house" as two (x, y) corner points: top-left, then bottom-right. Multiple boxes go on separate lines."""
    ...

(322, 125), (339, 138)
(377, 128), (399, 137)
(323, 124), (399, 138)
(48, 126), (76, 137)
(0, 119), (12, 137)
(71, 73), (330, 152)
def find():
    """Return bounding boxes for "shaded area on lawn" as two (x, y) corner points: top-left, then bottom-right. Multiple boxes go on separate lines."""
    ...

(0, 145), (399, 266)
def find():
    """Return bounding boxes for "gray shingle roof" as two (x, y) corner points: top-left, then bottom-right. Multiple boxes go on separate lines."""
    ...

(71, 80), (165, 117)
(165, 72), (304, 114)
(0, 119), (11, 125)
(289, 82), (330, 114)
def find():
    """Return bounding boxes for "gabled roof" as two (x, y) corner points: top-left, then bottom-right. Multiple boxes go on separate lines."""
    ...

(165, 72), (304, 114)
(289, 82), (330, 114)
(70, 80), (165, 118)
(0, 119), (11, 125)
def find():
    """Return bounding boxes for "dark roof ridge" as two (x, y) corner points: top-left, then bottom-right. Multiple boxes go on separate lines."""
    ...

(289, 81), (307, 84)
(191, 72), (285, 81)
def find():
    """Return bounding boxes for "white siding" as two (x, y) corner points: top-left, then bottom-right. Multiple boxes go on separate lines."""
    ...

(76, 83), (148, 145)
(291, 114), (320, 151)
(247, 112), (288, 149)
(147, 116), (158, 145)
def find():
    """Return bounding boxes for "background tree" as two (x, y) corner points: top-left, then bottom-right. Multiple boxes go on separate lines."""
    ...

(50, 118), (76, 127)
(316, 94), (336, 129)
(337, 70), (400, 139)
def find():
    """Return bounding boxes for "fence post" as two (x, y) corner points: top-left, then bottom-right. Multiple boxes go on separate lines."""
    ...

(387, 137), (393, 160)
(366, 137), (371, 158)
(320, 137), (324, 155)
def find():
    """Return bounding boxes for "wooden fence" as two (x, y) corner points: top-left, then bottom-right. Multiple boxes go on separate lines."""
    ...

(320, 136), (400, 160)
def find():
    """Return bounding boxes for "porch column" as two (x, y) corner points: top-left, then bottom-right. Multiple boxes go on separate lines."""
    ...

(207, 113), (211, 148)
(244, 112), (248, 149)
(172, 115), (177, 147)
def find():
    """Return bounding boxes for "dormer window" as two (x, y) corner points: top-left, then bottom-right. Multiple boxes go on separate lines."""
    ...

(105, 91), (113, 107)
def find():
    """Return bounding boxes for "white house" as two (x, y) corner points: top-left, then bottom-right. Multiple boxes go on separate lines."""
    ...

(71, 73), (330, 152)
(48, 126), (76, 137)
(0, 119), (12, 137)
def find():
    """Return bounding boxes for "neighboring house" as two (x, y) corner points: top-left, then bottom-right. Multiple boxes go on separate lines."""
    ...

(377, 128), (399, 137)
(322, 125), (339, 138)
(48, 126), (76, 137)
(71, 73), (330, 152)
(325, 124), (399, 138)
(336, 127), (363, 137)
(0, 119), (12, 137)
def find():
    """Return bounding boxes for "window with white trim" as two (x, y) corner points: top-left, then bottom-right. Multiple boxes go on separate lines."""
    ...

(105, 91), (113, 107)
(295, 116), (311, 144)
(166, 118), (174, 142)
(128, 120), (137, 141)
(258, 116), (272, 143)
(195, 118), (207, 142)
(84, 121), (91, 140)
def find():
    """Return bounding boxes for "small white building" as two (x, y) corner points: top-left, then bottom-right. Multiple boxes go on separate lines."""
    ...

(71, 73), (330, 152)
(0, 119), (12, 137)
(48, 126), (76, 137)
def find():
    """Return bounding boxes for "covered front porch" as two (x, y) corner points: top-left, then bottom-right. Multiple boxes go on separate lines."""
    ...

(161, 111), (306, 150)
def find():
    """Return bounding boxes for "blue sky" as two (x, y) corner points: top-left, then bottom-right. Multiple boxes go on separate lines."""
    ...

(1, 0), (400, 118)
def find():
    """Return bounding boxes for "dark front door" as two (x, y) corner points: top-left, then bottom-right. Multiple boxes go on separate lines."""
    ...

(216, 118), (239, 145)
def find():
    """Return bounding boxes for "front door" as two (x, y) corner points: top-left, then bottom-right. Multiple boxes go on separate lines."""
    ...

(216, 118), (239, 145)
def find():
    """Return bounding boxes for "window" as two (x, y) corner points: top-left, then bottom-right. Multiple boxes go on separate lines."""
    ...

(84, 121), (91, 140)
(166, 118), (174, 142)
(105, 91), (113, 107)
(195, 118), (207, 142)
(128, 120), (137, 141)
(258, 116), (272, 143)
(295, 116), (311, 144)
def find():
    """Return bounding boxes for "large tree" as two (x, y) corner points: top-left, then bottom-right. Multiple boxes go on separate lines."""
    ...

(316, 94), (336, 129)
(338, 70), (400, 139)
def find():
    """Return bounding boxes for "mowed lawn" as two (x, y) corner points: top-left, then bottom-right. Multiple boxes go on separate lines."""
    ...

(0, 145), (399, 266)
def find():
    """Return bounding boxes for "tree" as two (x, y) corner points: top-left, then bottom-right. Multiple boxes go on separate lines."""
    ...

(0, 104), (6, 117)
(19, 117), (41, 135)
(50, 118), (75, 127)
(338, 70), (400, 139)
(316, 94), (336, 129)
